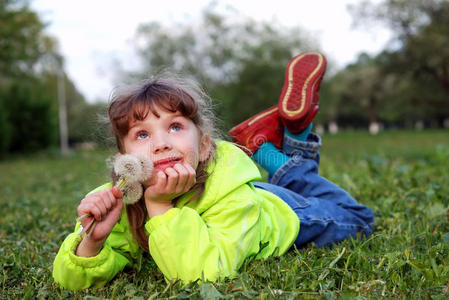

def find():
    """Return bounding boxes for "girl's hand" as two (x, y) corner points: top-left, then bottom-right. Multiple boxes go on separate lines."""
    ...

(76, 187), (123, 257)
(144, 163), (196, 218)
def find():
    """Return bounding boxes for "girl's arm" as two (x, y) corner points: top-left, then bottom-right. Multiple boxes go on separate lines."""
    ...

(52, 221), (137, 290)
(52, 184), (141, 290)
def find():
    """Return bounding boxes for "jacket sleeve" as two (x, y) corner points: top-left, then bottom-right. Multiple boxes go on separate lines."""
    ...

(145, 184), (262, 283)
(52, 214), (141, 290)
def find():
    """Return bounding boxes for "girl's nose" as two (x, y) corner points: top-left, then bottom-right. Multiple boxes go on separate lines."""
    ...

(152, 133), (172, 154)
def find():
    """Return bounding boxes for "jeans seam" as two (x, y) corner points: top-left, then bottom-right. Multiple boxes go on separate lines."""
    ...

(283, 133), (322, 154)
(302, 218), (372, 230)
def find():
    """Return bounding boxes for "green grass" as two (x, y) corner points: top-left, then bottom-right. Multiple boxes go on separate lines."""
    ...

(1, 130), (449, 299)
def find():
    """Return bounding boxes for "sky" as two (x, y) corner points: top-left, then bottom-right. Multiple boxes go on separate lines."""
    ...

(31, 0), (392, 103)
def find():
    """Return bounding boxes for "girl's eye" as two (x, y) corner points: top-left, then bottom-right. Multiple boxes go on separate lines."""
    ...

(170, 123), (182, 132)
(137, 132), (149, 140)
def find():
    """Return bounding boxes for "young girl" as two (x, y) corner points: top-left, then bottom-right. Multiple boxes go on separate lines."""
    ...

(53, 53), (374, 290)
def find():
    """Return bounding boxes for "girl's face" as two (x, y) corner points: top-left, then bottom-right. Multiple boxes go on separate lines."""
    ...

(122, 104), (210, 174)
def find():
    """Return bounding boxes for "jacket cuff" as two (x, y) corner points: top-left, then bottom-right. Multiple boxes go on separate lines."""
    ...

(64, 232), (111, 268)
(145, 208), (180, 234)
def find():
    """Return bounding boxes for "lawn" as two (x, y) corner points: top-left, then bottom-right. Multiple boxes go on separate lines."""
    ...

(1, 130), (448, 299)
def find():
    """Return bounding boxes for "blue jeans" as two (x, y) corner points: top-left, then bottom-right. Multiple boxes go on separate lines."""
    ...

(253, 133), (374, 248)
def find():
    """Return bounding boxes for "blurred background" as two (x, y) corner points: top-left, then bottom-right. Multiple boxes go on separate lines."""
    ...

(1, 0), (448, 156)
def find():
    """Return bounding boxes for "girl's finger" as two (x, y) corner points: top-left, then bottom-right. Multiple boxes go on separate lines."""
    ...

(173, 163), (189, 193)
(184, 163), (197, 192)
(149, 171), (167, 194)
(156, 171), (167, 188)
(93, 202), (108, 221)
(78, 199), (96, 217)
(94, 194), (108, 216)
(77, 205), (93, 226)
(103, 190), (115, 210)
(85, 202), (102, 222)
(184, 162), (196, 175)
(106, 194), (123, 222)
(111, 186), (122, 200)
(164, 167), (179, 192)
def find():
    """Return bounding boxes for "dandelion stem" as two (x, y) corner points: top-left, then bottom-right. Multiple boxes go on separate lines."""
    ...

(86, 221), (97, 237)
(116, 177), (127, 190)
(78, 217), (95, 238)
(76, 214), (89, 222)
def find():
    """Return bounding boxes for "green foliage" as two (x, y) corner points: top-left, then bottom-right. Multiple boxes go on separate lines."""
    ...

(1, 131), (449, 298)
(0, 79), (57, 153)
(0, 0), (57, 155)
(0, 95), (12, 154)
(124, 6), (318, 129)
(39, 73), (109, 146)
(0, 1), (106, 155)
(0, 0), (45, 78)
(337, 0), (449, 128)
(216, 49), (292, 126)
(119, 0), (449, 130)
(323, 54), (383, 127)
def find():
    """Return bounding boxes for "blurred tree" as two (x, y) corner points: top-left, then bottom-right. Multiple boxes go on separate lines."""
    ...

(324, 54), (385, 129)
(121, 6), (319, 130)
(349, 0), (449, 127)
(0, 0), (58, 155)
(40, 71), (96, 145)
(216, 22), (312, 126)
(349, 0), (447, 40)
(69, 101), (110, 146)
(312, 77), (337, 128)
(0, 93), (11, 154)
(0, 79), (56, 153)
(0, 0), (45, 79)
(0, 0), (98, 155)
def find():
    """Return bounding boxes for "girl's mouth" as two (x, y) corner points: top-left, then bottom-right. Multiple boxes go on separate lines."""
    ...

(153, 157), (183, 170)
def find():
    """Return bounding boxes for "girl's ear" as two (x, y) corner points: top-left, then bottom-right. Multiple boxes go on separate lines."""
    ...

(199, 134), (212, 162)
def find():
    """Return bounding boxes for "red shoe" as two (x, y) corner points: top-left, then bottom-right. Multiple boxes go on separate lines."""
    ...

(228, 106), (283, 155)
(278, 52), (327, 133)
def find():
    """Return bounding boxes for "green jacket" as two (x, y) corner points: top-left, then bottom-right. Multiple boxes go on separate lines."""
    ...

(53, 141), (299, 290)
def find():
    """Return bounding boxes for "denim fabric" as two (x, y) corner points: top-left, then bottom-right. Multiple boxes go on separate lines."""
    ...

(253, 133), (374, 248)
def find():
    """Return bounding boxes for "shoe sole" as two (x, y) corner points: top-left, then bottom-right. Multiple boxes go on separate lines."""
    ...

(278, 53), (326, 120)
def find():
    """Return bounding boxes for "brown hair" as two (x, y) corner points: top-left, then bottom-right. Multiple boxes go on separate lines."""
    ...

(108, 74), (218, 251)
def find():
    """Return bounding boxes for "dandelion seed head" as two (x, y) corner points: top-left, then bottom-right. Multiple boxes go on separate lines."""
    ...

(114, 154), (143, 182)
(122, 181), (143, 204)
(132, 152), (154, 182)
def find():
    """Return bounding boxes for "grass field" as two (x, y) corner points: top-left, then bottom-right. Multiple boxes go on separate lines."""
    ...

(1, 130), (449, 299)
